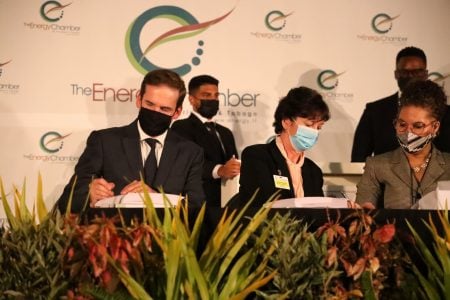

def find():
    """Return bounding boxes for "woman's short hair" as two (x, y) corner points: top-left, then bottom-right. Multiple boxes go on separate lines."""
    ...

(273, 87), (330, 134)
(399, 80), (447, 121)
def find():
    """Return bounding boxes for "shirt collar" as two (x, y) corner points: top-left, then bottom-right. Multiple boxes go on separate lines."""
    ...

(275, 135), (304, 166)
(137, 120), (167, 146)
(192, 110), (214, 124)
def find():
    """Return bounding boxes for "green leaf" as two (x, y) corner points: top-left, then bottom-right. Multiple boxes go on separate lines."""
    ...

(0, 176), (18, 230)
(36, 172), (48, 223)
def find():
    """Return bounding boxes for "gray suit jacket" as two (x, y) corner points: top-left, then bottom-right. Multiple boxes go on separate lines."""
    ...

(356, 147), (450, 209)
(57, 120), (205, 213)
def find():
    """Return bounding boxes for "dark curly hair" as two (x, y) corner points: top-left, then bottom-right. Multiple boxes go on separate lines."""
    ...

(399, 80), (447, 121)
(273, 87), (330, 134)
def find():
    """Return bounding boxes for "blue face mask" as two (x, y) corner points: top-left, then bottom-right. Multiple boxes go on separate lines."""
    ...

(290, 125), (319, 152)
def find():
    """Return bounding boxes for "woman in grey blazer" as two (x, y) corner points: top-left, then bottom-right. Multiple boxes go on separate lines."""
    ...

(356, 80), (450, 209)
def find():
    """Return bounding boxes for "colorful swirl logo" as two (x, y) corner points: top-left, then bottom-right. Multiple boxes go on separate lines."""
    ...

(265, 10), (293, 31)
(40, 131), (71, 153)
(371, 13), (399, 34)
(317, 70), (345, 90)
(40, 1), (72, 22)
(429, 72), (450, 85)
(125, 5), (234, 76)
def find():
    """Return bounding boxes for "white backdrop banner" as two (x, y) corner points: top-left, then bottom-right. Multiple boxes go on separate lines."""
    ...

(0, 0), (449, 214)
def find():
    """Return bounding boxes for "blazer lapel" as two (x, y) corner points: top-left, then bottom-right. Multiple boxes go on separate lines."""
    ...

(390, 148), (411, 187)
(268, 140), (295, 197)
(190, 113), (225, 160)
(420, 148), (446, 191)
(189, 114), (212, 147)
(122, 120), (144, 179)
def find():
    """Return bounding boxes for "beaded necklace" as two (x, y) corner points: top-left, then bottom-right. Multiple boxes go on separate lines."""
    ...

(411, 152), (432, 173)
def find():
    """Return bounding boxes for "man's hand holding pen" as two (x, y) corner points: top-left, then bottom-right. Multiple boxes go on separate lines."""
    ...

(89, 177), (154, 207)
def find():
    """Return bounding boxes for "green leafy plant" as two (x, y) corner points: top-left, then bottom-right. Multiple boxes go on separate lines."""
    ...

(407, 210), (450, 300)
(254, 213), (341, 300)
(128, 187), (277, 299)
(0, 175), (69, 299)
(62, 184), (277, 299)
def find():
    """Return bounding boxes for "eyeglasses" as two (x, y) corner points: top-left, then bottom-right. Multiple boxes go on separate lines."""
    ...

(393, 119), (436, 135)
(395, 69), (428, 78)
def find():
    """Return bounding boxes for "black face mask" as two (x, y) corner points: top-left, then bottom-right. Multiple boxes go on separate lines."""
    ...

(197, 99), (219, 119)
(138, 107), (172, 136)
(397, 77), (413, 92)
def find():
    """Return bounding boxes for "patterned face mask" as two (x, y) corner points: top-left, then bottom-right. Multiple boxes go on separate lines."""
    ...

(397, 131), (434, 153)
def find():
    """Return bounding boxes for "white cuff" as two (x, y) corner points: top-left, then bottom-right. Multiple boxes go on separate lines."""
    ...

(212, 164), (222, 179)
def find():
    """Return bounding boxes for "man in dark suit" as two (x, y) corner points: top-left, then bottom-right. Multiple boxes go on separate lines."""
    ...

(171, 75), (240, 207)
(351, 46), (450, 162)
(57, 69), (205, 213)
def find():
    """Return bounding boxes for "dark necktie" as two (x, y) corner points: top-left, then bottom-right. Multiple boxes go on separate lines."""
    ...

(144, 138), (158, 186)
(204, 122), (226, 159)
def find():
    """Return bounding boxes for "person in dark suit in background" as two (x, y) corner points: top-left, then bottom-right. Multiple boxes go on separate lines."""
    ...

(171, 75), (239, 207)
(238, 87), (330, 208)
(57, 69), (205, 213)
(351, 46), (450, 162)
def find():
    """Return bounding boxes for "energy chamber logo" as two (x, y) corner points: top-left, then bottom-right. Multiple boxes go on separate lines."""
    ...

(251, 9), (301, 42)
(265, 10), (293, 31)
(125, 5), (234, 76)
(316, 69), (353, 101)
(317, 70), (345, 90)
(40, 131), (71, 153)
(23, 1), (80, 34)
(24, 131), (78, 163)
(356, 13), (406, 44)
(371, 13), (399, 34)
(40, 1), (72, 22)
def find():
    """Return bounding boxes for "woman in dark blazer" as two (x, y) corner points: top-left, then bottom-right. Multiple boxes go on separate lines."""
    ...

(238, 87), (330, 208)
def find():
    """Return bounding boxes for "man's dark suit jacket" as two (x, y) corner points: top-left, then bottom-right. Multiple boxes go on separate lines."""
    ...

(238, 140), (324, 208)
(351, 93), (399, 162)
(57, 120), (205, 213)
(351, 92), (450, 162)
(171, 114), (238, 207)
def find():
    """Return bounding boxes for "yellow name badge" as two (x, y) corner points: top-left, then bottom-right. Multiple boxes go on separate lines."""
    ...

(273, 175), (290, 190)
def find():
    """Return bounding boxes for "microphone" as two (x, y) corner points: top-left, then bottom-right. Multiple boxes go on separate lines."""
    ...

(416, 192), (422, 201)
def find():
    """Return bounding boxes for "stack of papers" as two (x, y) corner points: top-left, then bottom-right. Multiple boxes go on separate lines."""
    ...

(94, 192), (182, 208)
(270, 197), (350, 209)
(437, 181), (450, 209)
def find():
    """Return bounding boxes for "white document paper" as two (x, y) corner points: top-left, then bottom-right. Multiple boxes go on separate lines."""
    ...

(221, 175), (240, 207)
(270, 197), (350, 209)
(94, 192), (183, 208)
(418, 181), (450, 210)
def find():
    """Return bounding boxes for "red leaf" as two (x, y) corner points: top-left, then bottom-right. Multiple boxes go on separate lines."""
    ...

(373, 224), (395, 243)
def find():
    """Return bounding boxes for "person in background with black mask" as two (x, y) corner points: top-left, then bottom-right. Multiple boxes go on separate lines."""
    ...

(57, 69), (205, 213)
(172, 75), (239, 208)
(351, 46), (450, 162)
(356, 80), (450, 209)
